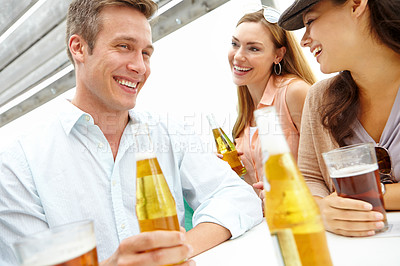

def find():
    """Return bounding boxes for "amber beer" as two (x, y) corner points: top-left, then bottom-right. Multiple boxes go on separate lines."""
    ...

(265, 153), (333, 266)
(13, 220), (99, 266)
(136, 153), (180, 232)
(206, 113), (247, 177)
(52, 248), (98, 266)
(134, 123), (180, 266)
(20, 245), (98, 266)
(323, 143), (389, 232)
(255, 107), (333, 266)
(330, 164), (388, 231)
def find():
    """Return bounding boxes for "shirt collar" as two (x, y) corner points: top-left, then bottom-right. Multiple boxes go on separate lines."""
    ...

(128, 109), (140, 124)
(57, 98), (93, 135)
(57, 101), (153, 137)
(258, 75), (283, 108)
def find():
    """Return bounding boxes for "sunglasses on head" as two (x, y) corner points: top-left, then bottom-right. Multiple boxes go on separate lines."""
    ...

(375, 146), (395, 184)
(262, 6), (281, 24)
(243, 4), (281, 24)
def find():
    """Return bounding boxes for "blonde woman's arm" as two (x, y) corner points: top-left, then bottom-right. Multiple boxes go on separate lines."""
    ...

(285, 79), (310, 131)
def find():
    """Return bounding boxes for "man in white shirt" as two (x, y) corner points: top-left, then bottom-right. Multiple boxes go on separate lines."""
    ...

(0, 0), (262, 265)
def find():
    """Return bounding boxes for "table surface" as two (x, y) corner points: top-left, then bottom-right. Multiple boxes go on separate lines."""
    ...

(193, 212), (400, 266)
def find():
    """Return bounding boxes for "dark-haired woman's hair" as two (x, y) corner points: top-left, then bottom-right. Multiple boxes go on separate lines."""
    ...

(321, 0), (400, 146)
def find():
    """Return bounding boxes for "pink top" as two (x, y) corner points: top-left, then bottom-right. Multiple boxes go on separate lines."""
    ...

(235, 75), (300, 191)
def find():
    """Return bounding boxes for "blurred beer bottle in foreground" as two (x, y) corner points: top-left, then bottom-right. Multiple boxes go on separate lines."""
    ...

(206, 113), (247, 177)
(254, 107), (332, 266)
(135, 123), (180, 233)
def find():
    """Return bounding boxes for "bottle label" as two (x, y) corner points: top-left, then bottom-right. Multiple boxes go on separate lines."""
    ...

(271, 229), (302, 266)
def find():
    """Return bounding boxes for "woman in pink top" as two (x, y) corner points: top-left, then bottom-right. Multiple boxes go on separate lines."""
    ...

(228, 7), (316, 195)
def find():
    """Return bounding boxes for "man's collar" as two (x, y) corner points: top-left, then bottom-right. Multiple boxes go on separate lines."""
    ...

(58, 99), (93, 135)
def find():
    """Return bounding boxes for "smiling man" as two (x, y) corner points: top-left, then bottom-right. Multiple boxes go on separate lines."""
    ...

(0, 0), (262, 265)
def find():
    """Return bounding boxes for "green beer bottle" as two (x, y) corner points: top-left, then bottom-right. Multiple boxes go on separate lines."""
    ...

(207, 113), (247, 177)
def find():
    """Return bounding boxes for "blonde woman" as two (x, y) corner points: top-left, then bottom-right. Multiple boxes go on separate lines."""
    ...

(228, 7), (316, 195)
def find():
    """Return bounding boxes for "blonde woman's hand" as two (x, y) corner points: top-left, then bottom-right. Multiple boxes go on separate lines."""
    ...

(216, 153), (223, 159)
(316, 192), (386, 237)
(253, 181), (265, 215)
(215, 151), (244, 159)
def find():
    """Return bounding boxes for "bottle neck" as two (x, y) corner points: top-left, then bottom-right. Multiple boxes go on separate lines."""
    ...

(134, 123), (156, 156)
(254, 107), (290, 156)
(206, 113), (219, 129)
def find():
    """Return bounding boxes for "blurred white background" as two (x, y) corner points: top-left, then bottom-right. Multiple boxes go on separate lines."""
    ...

(0, 0), (334, 150)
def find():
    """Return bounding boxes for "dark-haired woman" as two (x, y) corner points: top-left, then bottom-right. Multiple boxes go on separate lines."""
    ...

(278, 0), (400, 237)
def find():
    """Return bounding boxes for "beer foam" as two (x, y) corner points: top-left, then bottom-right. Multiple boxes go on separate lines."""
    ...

(330, 164), (378, 178)
(21, 237), (96, 266)
(136, 152), (157, 161)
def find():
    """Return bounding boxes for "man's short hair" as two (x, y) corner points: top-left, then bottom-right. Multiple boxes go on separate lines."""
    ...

(66, 0), (158, 64)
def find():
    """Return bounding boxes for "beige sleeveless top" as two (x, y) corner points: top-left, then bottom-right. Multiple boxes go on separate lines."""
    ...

(235, 75), (300, 192)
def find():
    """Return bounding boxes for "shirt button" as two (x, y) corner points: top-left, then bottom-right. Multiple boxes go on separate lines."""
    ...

(112, 180), (116, 186)
(85, 115), (90, 121)
(121, 224), (126, 229)
(98, 142), (104, 148)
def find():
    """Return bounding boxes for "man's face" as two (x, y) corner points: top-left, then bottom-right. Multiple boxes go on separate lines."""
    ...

(77, 6), (153, 113)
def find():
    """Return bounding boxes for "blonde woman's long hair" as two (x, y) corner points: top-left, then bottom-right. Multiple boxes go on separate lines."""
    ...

(232, 10), (316, 141)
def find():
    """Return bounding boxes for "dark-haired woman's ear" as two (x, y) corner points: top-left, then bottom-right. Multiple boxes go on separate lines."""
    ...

(351, 0), (368, 18)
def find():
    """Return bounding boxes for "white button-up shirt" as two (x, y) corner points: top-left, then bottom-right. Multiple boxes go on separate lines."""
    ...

(0, 99), (262, 265)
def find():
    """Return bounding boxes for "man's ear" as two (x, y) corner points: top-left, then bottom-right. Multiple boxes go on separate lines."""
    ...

(275, 46), (287, 64)
(351, 0), (368, 18)
(68, 34), (86, 64)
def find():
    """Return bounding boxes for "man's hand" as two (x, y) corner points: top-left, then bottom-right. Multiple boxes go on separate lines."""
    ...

(101, 230), (195, 266)
(316, 193), (386, 237)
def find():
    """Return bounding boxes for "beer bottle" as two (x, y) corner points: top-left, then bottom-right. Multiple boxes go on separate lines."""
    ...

(134, 123), (180, 233)
(206, 113), (247, 177)
(254, 107), (333, 266)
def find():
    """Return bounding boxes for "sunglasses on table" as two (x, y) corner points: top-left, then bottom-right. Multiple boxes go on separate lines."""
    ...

(375, 146), (395, 184)
(243, 4), (281, 24)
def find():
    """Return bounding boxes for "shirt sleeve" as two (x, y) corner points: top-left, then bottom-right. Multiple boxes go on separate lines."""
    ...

(298, 79), (338, 198)
(178, 134), (263, 239)
(0, 141), (49, 265)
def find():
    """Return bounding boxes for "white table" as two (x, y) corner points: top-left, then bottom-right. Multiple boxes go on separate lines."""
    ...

(193, 212), (400, 266)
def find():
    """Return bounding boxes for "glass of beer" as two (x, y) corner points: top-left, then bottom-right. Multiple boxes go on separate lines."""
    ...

(13, 220), (99, 266)
(322, 143), (389, 232)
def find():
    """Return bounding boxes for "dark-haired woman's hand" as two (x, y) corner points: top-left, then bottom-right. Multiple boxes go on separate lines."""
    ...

(315, 192), (386, 237)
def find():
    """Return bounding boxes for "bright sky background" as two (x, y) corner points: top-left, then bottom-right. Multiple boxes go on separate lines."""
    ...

(0, 0), (334, 150)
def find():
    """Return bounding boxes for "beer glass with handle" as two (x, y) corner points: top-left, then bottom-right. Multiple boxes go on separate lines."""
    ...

(254, 106), (333, 266)
(134, 123), (180, 233)
(13, 220), (98, 266)
(322, 143), (389, 232)
(206, 113), (247, 177)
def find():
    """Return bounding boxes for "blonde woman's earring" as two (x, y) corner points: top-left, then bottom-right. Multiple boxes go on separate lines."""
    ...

(274, 62), (282, 75)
